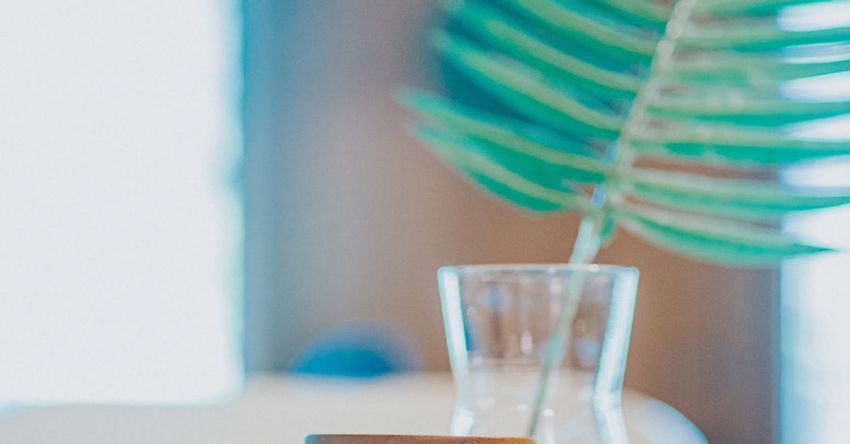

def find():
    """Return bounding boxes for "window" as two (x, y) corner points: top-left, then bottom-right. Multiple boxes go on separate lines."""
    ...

(779, 3), (850, 440)
(782, 159), (850, 443)
(0, 0), (242, 403)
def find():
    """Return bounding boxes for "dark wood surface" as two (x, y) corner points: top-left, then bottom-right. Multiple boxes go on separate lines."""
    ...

(306, 435), (533, 444)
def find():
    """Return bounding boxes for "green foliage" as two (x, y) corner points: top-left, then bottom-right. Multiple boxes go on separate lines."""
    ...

(403, 0), (850, 266)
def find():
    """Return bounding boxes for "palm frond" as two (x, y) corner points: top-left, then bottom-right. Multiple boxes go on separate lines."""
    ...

(616, 203), (832, 265)
(403, 0), (850, 266)
(625, 168), (850, 220)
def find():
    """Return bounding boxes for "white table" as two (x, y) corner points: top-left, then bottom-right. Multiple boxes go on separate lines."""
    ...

(0, 373), (705, 443)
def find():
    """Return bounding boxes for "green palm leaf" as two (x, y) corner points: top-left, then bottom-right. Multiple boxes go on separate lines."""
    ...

(434, 31), (623, 138)
(693, 0), (826, 16)
(400, 91), (608, 181)
(679, 22), (850, 50)
(500, 0), (658, 61)
(616, 203), (832, 265)
(664, 52), (850, 85)
(593, 0), (671, 25)
(631, 122), (850, 165)
(648, 93), (850, 125)
(626, 168), (850, 220)
(403, 0), (850, 268)
(413, 124), (591, 212)
(446, 0), (641, 99)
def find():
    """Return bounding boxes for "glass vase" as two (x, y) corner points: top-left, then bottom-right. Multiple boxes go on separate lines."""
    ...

(438, 264), (639, 444)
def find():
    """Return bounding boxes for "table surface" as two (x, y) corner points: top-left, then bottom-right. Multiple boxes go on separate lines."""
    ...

(0, 373), (705, 444)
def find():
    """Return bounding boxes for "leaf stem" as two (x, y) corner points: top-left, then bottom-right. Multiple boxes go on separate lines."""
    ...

(524, 0), (698, 438)
(525, 213), (603, 437)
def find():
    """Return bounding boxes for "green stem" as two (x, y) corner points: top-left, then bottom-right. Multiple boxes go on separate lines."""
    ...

(525, 213), (603, 437)
(524, 0), (698, 437)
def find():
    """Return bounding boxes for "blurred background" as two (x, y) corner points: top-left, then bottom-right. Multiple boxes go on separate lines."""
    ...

(3, 1), (850, 443)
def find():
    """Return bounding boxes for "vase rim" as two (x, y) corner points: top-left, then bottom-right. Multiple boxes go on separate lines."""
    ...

(438, 263), (638, 276)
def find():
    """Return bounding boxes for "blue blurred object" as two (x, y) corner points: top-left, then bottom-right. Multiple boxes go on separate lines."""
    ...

(288, 324), (419, 378)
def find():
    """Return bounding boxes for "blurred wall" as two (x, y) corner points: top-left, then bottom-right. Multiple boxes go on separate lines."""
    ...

(243, 1), (776, 442)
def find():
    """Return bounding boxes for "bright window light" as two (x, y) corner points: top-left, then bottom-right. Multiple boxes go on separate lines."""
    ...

(782, 161), (850, 444)
(779, 3), (850, 442)
(0, 0), (242, 403)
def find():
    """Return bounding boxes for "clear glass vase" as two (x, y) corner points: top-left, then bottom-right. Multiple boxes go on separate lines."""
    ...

(438, 264), (639, 444)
